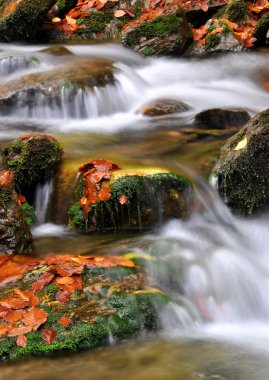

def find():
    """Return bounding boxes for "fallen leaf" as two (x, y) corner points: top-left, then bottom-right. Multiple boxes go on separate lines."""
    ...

(114, 9), (126, 17)
(58, 316), (72, 326)
(22, 307), (48, 331)
(119, 194), (127, 205)
(42, 328), (57, 345)
(55, 290), (70, 303)
(235, 137), (248, 151)
(16, 335), (27, 348)
(32, 272), (55, 291)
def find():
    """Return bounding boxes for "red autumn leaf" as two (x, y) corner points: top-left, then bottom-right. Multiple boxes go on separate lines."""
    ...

(0, 297), (28, 310)
(8, 325), (32, 337)
(119, 194), (127, 205)
(16, 335), (27, 348)
(55, 290), (70, 303)
(0, 306), (9, 318)
(58, 316), (72, 326)
(99, 185), (111, 201)
(0, 171), (14, 187)
(42, 328), (57, 345)
(57, 276), (83, 294)
(32, 272), (55, 291)
(17, 195), (26, 204)
(4, 309), (26, 323)
(0, 325), (8, 337)
(0, 255), (40, 286)
(22, 307), (48, 331)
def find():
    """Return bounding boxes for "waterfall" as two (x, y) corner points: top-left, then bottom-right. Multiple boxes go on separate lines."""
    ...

(33, 179), (53, 225)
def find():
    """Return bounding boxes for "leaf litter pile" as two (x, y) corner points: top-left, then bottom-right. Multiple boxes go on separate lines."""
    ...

(0, 253), (135, 349)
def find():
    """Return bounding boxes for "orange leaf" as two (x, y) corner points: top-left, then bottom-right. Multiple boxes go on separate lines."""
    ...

(0, 171), (14, 187)
(16, 335), (27, 347)
(8, 325), (32, 337)
(4, 310), (26, 323)
(58, 316), (72, 326)
(119, 194), (127, 205)
(32, 272), (55, 291)
(99, 185), (111, 201)
(0, 297), (28, 310)
(55, 290), (70, 303)
(114, 9), (126, 17)
(22, 307), (48, 331)
(0, 325), (8, 337)
(42, 328), (57, 345)
(56, 277), (74, 285)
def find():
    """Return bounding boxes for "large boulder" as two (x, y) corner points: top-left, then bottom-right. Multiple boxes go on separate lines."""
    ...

(122, 5), (192, 56)
(0, 253), (171, 360)
(68, 161), (194, 233)
(0, 58), (114, 118)
(0, 0), (56, 42)
(0, 170), (32, 255)
(214, 108), (269, 215)
(4, 134), (63, 200)
(194, 108), (250, 130)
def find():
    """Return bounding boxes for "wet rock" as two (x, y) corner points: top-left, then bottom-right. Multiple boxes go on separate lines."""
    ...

(4, 134), (63, 200)
(214, 108), (269, 215)
(185, 18), (245, 57)
(0, 253), (172, 360)
(185, 0), (227, 28)
(254, 12), (269, 46)
(122, 5), (192, 56)
(139, 99), (190, 117)
(0, 58), (114, 118)
(56, 0), (77, 18)
(0, 0), (56, 42)
(194, 108), (250, 130)
(0, 170), (32, 255)
(69, 166), (193, 233)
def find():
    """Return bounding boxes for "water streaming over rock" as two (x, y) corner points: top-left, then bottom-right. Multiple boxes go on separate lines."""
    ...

(34, 179), (53, 225)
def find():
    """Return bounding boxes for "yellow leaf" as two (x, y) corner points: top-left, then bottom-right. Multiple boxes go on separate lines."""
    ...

(133, 288), (164, 295)
(123, 252), (156, 261)
(52, 17), (61, 23)
(235, 137), (247, 151)
(66, 16), (76, 25)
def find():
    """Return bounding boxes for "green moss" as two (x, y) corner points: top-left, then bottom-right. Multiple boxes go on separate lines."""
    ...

(125, 13), (182, 47)
(143, 46), (155, 56)
(68, 203), (85, 230)
(225, 0), (249, 22)
(205, 34), (221, 50)
(254, 13), (269, 42)
(21, 202), (36, 225)
(77, 10), (114, 35)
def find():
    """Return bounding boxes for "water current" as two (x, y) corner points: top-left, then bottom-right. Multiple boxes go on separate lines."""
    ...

(1, 43), (269, 379)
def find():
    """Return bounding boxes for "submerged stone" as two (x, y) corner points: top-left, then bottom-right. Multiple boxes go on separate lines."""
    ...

(214, 108), (269, 215)
(69, 167), (194, 233)
(139, 99), (190, 117)
(4, 134), (63, 199)
(0, 254), (172, 360)
(0, 0), (55, 42)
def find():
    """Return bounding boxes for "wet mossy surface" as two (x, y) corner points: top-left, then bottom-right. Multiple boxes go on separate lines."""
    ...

(214, 109), (269, 215)
(0, 261), (171, 360)
(4, 135), (63, 198)
(69, 171), (193, 232)
(76, 10), (114, 36)
(0, 0), (56, 42)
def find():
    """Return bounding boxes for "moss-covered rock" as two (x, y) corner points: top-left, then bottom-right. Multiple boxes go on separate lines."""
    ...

(0, 58), (115, 117)
(56, 0), (77, 18)
(214, 108), (269, 215)
(0, 170), (32, 254)
(254, 12), (269, 46)
(0, 253), (172, 360)
(69, 167), (194, 232)
(0, 0), (56, 42)
(122, 6), (193, 56)
(4, 134), (63, 199)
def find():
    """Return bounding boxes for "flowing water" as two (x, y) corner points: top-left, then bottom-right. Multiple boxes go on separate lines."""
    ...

(1, 43), (269, 379)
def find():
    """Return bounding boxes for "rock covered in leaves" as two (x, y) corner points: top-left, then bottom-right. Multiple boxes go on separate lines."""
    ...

(4, 134), (63, 199)
(139, 99), (190, 117)
(194, 108), (250, 130)
(0, 0), (56, 42)
(0, 170), (32, 255)
(214, 108), (269, 215)
(0, 253), (171, 360)
(68, 160), (194, 232)
(0, 58), (114, 118)
(121, 4), (193, 56)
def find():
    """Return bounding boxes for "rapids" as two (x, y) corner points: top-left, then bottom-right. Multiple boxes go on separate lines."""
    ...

(1, 43), (269, 379)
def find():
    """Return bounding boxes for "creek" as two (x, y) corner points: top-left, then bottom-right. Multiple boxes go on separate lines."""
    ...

(1, 43), (269, 379)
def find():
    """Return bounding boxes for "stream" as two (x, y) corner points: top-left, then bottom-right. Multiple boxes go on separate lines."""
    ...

(1, 43), (269, 379)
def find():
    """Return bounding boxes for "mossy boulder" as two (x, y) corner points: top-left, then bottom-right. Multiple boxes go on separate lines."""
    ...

(122, 6), (192, 56)
(0, 58), (114, 117)
(0, 0), (56, 42)
(214, 0), (249, 24)
(254, 12), (269, 46)
(4, 134), (63, 200)
(69, 168), (194, 232)
(0, 170), (32, 255)
(214, 108), (269, 215)
(186, 18), (244, 56)
(0, 253), (172, 360)
(194, 108), (250, 130)
(138, 99), (191, 117)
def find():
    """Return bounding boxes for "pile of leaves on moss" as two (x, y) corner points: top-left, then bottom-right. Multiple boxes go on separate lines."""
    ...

(0, 253), (170, 360)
